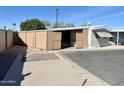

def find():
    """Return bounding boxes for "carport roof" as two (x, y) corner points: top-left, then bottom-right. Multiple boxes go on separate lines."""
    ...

(48, 26), (88, 31)
(48, 25), (107, 31)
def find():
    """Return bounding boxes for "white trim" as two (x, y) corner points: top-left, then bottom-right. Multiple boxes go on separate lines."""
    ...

(111, 30), (124, 32)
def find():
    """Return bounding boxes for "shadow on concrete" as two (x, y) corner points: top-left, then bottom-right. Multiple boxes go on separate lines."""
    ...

(0, 46), (30, 86)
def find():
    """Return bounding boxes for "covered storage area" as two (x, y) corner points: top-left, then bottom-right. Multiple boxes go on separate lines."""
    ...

(51, 27), (89, 49)
(61, 30), (71, 48)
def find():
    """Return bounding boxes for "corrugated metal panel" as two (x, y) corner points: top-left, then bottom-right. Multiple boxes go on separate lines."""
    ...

(96, 32), (113, 37)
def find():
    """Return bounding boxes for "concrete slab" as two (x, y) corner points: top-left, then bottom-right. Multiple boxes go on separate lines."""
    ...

(21, 59), (85, 86)
(21, 49), (109, 86)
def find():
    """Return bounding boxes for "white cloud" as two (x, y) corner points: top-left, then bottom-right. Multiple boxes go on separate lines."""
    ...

(69, 6), (124, 25)
(91, 11), (124, 22)
(70, 6), (113, 21)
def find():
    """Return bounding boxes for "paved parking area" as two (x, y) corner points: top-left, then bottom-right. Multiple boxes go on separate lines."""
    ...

(59, 49), (124, 86)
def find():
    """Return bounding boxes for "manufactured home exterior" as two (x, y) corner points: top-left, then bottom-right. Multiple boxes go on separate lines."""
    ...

(18, 26), (113, 50)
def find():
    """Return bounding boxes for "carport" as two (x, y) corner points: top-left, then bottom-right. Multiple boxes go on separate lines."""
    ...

(49, 27), (89, 49)
(61, 30), (71, 48)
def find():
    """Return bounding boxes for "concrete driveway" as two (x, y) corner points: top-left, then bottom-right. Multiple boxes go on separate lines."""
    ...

(59, 49), (124, 86)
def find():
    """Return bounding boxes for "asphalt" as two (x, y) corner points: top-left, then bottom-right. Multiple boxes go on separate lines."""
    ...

(59, 49), (124, 86)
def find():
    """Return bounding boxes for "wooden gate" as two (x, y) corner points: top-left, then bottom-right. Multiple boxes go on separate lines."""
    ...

(76, 31), (83, 49)
(52, 32), (62, 50)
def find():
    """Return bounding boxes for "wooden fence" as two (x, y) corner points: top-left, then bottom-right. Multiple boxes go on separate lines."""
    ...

(18, 31), (61, 50)
(0, 29), (13, 52)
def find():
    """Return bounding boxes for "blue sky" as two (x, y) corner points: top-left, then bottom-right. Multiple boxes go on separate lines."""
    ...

(0, 6), (124, 30)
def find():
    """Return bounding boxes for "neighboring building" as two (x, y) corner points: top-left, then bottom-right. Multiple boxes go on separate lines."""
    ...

(18, 25), (113, 50)
(111, 30), (124, 45)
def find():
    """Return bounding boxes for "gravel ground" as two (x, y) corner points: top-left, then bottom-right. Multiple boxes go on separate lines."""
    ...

(23, 53), (59, 62)
(0, 53), (17, 80)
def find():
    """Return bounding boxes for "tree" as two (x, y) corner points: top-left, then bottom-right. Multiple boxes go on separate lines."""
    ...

(82, 22), (92, 26)
(20, 19), (46, 31)
(52, 22), (75, 28)
(42, 20), (51, 28)
(53, 21), (65, 28)
(64, 23), (75, 27)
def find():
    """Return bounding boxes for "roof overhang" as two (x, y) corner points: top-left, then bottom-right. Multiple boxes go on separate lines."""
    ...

(48, 25), (110, 32)
(48, 26), (88, 31)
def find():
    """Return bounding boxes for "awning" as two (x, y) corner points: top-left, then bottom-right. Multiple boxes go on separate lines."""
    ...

(96, 32), (113, 37)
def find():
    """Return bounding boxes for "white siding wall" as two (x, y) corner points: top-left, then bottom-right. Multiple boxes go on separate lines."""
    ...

(91, 31), (99, 48)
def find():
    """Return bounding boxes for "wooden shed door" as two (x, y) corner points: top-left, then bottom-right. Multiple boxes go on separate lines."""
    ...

(52, 32), (62, 50)
(76, 31), (83, 49)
